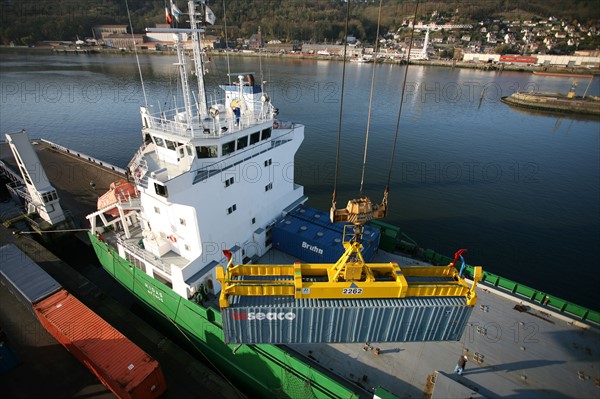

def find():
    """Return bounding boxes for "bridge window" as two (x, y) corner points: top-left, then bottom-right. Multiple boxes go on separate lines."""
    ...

(155, 183), (168, 197)
(165, 139), (177, 150)
(250, 132), (260, 145)
(261, 127), (272, 140)
(237, 136), (248, 150)
(196, 145), (218, 158)
(153, 136), (165, 147)
(222, 140), (235, 156)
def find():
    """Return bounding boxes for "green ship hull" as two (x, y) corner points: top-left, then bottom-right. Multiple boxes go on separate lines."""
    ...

(88, 232), (364, 399)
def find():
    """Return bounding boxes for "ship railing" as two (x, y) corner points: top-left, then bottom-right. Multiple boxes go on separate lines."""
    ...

(146, 102), (276, 139)
(127, 140), (150, 170)
(146, 113), (192, 138)
(196, 112), (273, 138)
(117, 234), (172, 276)
(131, 157), (149, 188)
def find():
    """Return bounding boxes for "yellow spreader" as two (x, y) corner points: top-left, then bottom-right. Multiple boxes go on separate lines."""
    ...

(216, 198), (482, 309)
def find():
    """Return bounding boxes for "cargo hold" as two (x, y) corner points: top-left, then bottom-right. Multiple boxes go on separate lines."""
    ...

(33, 289), (166, 399)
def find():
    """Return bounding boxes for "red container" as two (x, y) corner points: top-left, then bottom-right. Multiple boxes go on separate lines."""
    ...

(33, 289), (166, 399)
(499, 55), (538, 64)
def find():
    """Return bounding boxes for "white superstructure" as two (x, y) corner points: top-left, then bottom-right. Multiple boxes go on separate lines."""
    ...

(87, 1), (305, 299)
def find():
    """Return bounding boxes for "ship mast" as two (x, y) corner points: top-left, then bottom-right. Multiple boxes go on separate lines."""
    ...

(175, 33), (194, 128)
(188, 0), (208, 118)
(145, 1), (207, 132)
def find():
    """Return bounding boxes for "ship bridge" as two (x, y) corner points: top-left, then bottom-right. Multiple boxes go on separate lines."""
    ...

(140, 73), (277, 140)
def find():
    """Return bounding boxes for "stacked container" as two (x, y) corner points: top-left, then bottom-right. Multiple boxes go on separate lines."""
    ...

(0, 244), (166, 399)
(272, 205), (380, 263)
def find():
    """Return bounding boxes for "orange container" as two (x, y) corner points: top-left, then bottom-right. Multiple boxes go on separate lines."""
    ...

(33, 289), (166, 399)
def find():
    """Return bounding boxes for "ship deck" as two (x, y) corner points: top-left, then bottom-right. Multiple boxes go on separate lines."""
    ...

(1, 139), (599, 398)
(275, 248), (599, 398)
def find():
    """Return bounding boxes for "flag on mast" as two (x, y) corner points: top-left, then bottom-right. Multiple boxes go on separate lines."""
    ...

(205, 5), (216, 25)
(171, 0), (182, 22)
(165, 5), (173, 24)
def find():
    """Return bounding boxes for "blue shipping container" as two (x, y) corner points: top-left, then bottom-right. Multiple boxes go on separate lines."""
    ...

(272, 205), (380, 263)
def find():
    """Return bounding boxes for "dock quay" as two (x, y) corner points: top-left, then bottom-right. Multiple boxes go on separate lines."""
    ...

(0, 140), (243, 399)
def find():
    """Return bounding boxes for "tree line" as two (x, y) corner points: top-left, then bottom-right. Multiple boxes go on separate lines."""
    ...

(1, 0), (597, 46)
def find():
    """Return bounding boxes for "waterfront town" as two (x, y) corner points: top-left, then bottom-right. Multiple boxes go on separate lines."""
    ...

(21, 13), (600, 69)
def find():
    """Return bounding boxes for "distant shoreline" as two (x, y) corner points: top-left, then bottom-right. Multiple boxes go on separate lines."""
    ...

(1, 45), (598, 76)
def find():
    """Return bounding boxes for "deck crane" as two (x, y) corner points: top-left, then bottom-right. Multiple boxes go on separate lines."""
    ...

(216, 195), (481, 309)
(214, 0), (482, 344)
(216, 170), (480, 311)
(214, 203), (482, 344)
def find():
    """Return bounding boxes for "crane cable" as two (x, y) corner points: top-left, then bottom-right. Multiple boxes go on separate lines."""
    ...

(334, 0), (420, 206)
(331, 0), (351, 210)
(385, 0), (420, 193)
(359, 0), (384, 196)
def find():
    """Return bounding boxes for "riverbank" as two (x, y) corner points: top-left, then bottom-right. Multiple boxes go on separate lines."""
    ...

(2, 45), (599, 76)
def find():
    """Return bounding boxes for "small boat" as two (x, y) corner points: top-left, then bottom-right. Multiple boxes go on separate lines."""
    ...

(350, 56), (373, 63)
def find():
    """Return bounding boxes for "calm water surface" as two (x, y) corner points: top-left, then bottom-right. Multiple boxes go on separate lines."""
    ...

(1, 51), (599, 309)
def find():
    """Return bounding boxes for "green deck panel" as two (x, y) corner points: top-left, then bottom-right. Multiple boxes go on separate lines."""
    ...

(365, 226), (600, 325)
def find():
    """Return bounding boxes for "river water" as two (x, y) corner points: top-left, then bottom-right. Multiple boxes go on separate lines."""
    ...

(1, 50), (599, 309)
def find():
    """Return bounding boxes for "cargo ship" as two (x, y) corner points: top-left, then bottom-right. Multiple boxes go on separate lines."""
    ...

(78, 2), (482, 397)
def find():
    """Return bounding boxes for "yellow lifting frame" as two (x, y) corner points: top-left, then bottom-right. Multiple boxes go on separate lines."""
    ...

(215, 239), (483, 308)
(216, 198), (482, 308)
